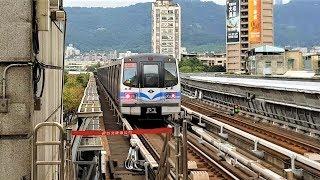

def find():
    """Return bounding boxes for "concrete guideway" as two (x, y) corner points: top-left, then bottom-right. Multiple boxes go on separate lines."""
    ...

(182, 105), (320, 172)
(190, 126), (286, 180)
(187, 75), (320, 94)
(95, 76), (159, 169)
(181, 75), (320, 136)
(70, 74), (104, 179)
(72, 74), (157, 179)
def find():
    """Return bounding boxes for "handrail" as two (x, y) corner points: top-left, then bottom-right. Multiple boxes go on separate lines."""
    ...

(32, 122), (65, 180)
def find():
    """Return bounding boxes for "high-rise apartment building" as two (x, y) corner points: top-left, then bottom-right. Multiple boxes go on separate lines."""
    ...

(152, 0), (181, 60)
(226, 0), (274, 73)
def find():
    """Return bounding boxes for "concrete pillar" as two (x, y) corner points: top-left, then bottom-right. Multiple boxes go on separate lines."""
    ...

(0, 1), (65, 179)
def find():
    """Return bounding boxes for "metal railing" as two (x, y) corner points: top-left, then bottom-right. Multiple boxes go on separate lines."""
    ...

(32, 122), (65, 180)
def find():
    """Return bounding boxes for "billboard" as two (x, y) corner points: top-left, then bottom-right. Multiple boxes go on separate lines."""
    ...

(249, 0), (262, 44)
(226, 0), (240, 44)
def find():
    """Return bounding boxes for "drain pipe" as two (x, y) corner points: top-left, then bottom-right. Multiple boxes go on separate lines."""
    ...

(1, 63), (32, 113)
(192, 126), (286, 180)
(2, 63), (32, 98)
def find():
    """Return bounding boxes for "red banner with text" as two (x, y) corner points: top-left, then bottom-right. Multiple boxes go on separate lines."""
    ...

(72, 127), (173, 137)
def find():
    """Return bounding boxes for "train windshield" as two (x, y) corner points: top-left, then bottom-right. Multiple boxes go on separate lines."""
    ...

(164, 62), (178, 87)
(143, 64), (160, 88)
(123, 62), (138, 87)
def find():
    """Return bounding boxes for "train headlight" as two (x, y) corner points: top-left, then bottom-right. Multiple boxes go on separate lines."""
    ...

(165, 92), (178, 99)
(124, 93), (137, 100)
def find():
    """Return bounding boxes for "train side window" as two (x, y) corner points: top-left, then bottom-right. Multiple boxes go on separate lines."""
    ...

(164, 62), (178, 87)
(123, 62), (138, 87)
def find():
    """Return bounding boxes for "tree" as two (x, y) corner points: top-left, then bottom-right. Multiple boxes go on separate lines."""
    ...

(179, 57), (226, 73)
(63, 73), (90, 117)
(86, 62), (101, 72)
(179, 57), (206, 73)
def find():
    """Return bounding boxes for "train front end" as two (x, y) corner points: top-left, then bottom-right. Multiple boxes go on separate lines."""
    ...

(119, 54), (181, 120)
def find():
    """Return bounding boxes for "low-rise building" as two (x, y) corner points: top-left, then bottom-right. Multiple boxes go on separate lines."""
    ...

(197, 53), (226, 67)
(118, 51), (138, 59)
(310, 46), (320, 53)
(304, 53), (320, 74)
(292, 47), (308, 54)
(248, 45), (286, 75)
(65, 60), (104, 72)
(284, 50), (304, 71)
(65, 44), (81, 58)
(248, 45), (319, 76)
(181, 53), (197, 59)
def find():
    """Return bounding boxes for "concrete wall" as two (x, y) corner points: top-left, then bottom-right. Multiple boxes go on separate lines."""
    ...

(311, 54), (320, 74)
(226, 43), (242, 72)
(261, 0), (274, 45)
(285, 51), (304, 71)
(252, 54), (286, 75)
(0, 0), (65, 179)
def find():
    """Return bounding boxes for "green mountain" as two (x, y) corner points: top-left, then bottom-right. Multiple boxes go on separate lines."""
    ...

(65, 0), (320, 53)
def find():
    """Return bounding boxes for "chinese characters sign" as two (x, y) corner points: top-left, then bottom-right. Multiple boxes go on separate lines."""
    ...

(71, 127), (173, 136)
(226, 0), (240, 44)
(249, 0), (262, 44)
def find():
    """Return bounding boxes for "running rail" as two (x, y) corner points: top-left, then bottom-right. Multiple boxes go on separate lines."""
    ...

(191, 126), (285, 180)
(182, 105), (320, 171)
(96, 77), (158, 169)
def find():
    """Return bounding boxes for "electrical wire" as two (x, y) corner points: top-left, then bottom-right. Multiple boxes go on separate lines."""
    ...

(53, 20), (64, 33)
(60, 10), (67, 123)
(32, 59), (46, 98)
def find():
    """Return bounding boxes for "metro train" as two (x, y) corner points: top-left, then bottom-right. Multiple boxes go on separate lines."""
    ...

(97, 53), (181, 120)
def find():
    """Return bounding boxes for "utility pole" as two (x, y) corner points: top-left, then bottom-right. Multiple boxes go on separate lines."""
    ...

(174, 123), (181, 180)
(182, 119), (188, 180)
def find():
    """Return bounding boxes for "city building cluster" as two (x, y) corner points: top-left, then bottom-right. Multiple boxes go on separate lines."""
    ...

(247, 45), (320, 77)
(65, 0), (319, 77)
(65, 49), (138, 72)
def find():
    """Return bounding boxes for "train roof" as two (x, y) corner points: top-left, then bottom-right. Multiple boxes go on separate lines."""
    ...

(98, 53), (177, 69)
(124, 53), (176, 62)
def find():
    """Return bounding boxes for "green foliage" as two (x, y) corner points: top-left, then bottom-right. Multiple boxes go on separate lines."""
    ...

(63, 73), (90, 113)
(179, 57), (226, 73)
(76, 74), (90, 88)
(179, 66), (193, 73)
(86, 62), (101, 73)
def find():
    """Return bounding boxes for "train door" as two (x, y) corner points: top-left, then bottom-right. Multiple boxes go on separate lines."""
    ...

(140, 62), (163, 113)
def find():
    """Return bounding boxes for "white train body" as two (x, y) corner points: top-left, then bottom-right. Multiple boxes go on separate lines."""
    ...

(97, 54), (181, 120)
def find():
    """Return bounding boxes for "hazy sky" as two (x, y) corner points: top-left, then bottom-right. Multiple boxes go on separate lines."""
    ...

(64, 0), (292, 8)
